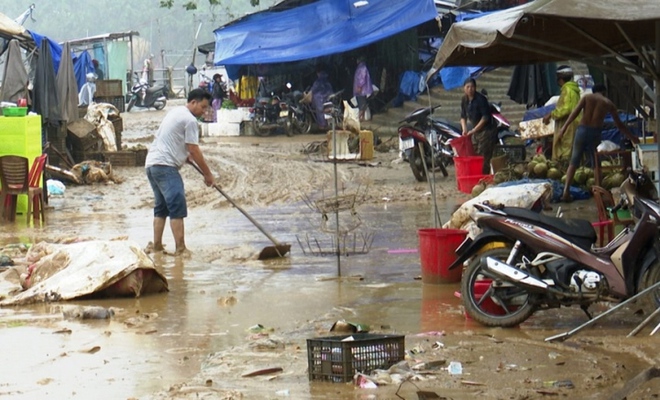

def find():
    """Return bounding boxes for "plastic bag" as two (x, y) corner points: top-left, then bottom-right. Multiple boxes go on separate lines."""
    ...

(47, 179), (66, 196)
(597, 140), (620, 152)
(343, 100), (360, 133)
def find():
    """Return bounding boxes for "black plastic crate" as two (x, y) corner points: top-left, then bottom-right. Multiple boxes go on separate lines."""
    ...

(307, 333), (405, 382)
(96, 96), (125, 113)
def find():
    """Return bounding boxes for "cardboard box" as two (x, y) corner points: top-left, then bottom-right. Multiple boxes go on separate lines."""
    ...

(359, 130), (374, 160)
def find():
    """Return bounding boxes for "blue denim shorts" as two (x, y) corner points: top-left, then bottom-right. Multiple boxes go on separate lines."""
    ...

(146, 165), (187, 219)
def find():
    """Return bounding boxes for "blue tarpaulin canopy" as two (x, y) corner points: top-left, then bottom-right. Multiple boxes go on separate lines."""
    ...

(213, 0), (437, 66)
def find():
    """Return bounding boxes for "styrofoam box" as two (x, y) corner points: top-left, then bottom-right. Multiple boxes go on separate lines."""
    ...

(202, 122), (240, 137)
(217, 108), (250, 124)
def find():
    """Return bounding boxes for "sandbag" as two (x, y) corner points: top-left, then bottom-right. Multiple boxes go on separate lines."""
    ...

(444, 182), (553, 238)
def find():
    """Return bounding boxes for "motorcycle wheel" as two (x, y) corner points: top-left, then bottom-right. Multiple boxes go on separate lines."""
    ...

(126, 97), (136, 112)
(636, 259), (660, 314)
(462, 247), (536, 327)
(408, 144), (427, 182)
(292, 111), (312, 135)
(154, 100), (167, 110)
(252, 116), (270, 137)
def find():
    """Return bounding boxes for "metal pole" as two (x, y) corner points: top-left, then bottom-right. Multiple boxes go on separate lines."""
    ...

(332, 114), (341, 276)
(545, 280), (660, 342)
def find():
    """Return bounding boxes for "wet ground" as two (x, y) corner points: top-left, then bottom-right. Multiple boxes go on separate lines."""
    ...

(1, 104), (660, 399)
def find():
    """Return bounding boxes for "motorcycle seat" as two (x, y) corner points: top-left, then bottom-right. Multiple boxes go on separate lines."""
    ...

(146, 86), (163, 95)
(503, 207), (597, 248)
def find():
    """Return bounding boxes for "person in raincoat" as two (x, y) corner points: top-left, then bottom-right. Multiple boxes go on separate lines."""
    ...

(310, 67), (334, 130)
(543, 65), (581, 160)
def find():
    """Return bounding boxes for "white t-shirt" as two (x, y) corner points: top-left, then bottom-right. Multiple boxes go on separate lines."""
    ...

(145, 106), (199, 169)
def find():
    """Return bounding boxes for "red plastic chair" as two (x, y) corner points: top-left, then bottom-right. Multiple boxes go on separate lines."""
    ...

(0, 155), (29, 222)
(26, 154), (47, 225)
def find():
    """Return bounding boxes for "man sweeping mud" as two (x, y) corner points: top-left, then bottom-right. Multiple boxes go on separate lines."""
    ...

(145, 88), (215, 255)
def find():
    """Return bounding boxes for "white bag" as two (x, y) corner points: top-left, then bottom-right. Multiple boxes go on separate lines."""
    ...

(343, 100), (360, 132)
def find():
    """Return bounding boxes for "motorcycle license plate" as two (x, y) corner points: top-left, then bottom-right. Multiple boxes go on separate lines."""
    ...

(400, 138), (414, 151)
(279, 110), (288, 118)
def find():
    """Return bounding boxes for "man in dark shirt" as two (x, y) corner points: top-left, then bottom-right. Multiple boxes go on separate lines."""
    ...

(460, 78), (498, 174)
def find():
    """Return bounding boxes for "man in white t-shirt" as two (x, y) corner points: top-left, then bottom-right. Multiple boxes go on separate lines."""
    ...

(145, 88), (214, 256)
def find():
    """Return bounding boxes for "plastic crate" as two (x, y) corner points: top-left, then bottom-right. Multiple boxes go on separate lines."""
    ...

(307, 333), (405, 383)
(96, 96), (125, 113)
(103, 150), (137, 167)
(457, 174), (493, 194)
(2, 107), (28, 117)
(95, 79), (123, 97)
(134, 148), (147, 166)
(454, 156), (484, 178)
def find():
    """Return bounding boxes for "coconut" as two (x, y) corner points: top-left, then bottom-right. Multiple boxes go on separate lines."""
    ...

(561, 174), (567, 184)
(527, 161), (537, 175)
(472, 182), (486, 197)
(493, 171), (507, 184)
(533, 154), (547, 164)
(608, 172), (626, 188)
(583, 167), (594, 179)
(513, 163), (525, 178)
(586, 177), (595, 188)
(533, 162), (548, 178)
(547, 168), (562, 180)
(574, 169), (587, 185)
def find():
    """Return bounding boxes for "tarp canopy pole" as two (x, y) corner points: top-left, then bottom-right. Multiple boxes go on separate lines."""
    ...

(655, 22), (659, 187)
(616, 23), (659, 82)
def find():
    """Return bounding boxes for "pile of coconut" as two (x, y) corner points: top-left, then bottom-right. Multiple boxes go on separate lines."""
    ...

(471, 154), (627, 198)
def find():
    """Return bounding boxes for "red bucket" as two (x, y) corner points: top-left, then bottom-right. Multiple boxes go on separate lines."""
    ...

(418, 228), (468, 284)
(449, 136), (475, 157)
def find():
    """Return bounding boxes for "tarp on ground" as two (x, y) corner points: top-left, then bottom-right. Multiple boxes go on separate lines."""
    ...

(0, 240), (168, 306)
(213, 0), (437, 66)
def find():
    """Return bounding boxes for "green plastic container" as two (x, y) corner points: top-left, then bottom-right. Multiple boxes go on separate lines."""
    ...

(609, 208), (632, 235)
(2, 107), (28, 117)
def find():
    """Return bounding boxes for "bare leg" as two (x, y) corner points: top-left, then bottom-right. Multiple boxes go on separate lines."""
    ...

(153, 217), (166, 251)
(562, 163), (577, 201)
(170, 218), (186, 254)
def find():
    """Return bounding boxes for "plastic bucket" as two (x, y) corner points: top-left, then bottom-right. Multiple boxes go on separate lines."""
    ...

(454, 156), (484, 178)
(418, 228), (468, 284)
(449, 136), (475, 157)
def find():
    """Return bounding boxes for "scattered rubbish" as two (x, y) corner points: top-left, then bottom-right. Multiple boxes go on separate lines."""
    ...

(46, 179), (66, 195)
(548, 352), (561, 359)
(460, 380), (485, 386)
(544, 380), (574, 389)
(414, 331), (445, 337)
(330, 319), (369, 333)
(409, 345), (425, 355)
(246, 324), (274, 334)
(416, 390), (445, 400)
(275, 389), (290, 396)
(431, 341), (444, 349)
(448, 361), (463, 375)
(205, 379), (213, 387)
(354, 373), (378, 388)
(0, 255), (14, 267)
(248, 337), (284, 351)
(62, 306), (114, 320)
(52, 328), (72, 335)
(242, 367), (283, 378)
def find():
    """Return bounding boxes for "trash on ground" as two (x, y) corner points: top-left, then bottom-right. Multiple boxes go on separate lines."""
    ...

(330, 319), (369, 333)
(0, 240), (168, 305)
(62, 305), (114, 320)
(241, 367), (283, 377)
(448, 361), (463, 375)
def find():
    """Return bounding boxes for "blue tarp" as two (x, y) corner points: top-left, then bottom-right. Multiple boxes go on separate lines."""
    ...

(28, 31), (95, 92)
(213, 0), (437, 67)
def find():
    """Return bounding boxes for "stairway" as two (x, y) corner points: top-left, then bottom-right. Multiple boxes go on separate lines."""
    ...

(362, 67), (531, 137)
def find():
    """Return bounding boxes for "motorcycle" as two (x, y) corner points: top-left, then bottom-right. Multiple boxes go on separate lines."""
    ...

(491, 101), (526, 162)
(288, 88), (344, 135)
(250, 85), (292, 137)
(448, 173), (660, 328)
(398, 105), (462, 181)
(126, 72), (169, 112)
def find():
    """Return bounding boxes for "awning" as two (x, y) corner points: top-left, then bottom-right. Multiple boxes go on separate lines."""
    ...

(213, 0), (438, 66)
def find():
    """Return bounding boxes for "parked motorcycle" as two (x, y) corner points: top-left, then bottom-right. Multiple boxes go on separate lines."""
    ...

(250, 92), (292, 137)
(288, 88), (344, 135)
(126, 72), (169, 112)
(398, 105), (462, 180)
(490, 101), (526, 162)
(449, 176), (660, 328)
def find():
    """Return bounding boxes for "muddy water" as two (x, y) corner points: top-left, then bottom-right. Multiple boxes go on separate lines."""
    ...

(2, 192), (651, 399)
